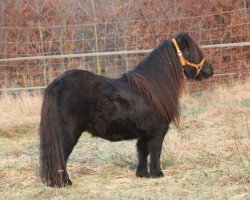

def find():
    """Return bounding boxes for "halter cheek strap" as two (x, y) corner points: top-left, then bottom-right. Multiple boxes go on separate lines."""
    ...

(172, 38), (205, 77)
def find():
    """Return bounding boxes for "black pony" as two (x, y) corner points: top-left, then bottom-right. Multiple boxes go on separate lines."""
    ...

(40, 32), (213, 187)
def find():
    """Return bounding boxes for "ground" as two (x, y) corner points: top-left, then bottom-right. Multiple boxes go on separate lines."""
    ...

(0, 81), (249, 200)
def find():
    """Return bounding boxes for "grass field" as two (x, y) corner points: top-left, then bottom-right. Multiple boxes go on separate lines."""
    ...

(0, 81), (249, 200)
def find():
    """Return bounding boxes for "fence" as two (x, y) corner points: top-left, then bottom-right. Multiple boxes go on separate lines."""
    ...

(0, 6), (249, 92)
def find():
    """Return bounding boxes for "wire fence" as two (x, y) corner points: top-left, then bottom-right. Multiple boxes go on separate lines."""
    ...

(0, 5), (249, 92)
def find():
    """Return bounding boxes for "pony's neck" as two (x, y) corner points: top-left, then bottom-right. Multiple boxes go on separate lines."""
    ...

(125, 40), (184, 127)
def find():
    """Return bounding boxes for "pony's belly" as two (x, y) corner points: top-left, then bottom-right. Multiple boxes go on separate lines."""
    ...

(88, 119), (144, 142)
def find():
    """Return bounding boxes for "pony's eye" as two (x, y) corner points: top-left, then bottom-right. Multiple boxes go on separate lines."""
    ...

(182, 49), (190, 60)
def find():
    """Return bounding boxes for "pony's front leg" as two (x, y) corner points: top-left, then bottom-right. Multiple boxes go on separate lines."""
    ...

(148, 131), (166, 178)
(136, 137), (149, 177)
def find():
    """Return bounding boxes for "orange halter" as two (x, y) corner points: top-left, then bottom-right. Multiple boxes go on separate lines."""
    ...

(172, 38), (205, 77)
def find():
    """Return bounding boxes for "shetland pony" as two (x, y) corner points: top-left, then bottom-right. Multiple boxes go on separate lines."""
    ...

(40, 32), (213, 187)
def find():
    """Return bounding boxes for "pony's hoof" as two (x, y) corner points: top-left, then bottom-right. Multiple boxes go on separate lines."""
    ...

(136, 169), (149, 178)
(46, 180), (72, 188)
(149, 170), (164, 178)
(65, 179), (72, 186)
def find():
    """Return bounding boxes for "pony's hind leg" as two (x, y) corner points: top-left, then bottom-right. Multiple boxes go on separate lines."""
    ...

(61, 116), (86, 185)
(136, 136), (149, 177)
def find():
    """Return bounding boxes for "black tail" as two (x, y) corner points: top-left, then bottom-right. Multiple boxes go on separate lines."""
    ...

(39, 87), (68, 187)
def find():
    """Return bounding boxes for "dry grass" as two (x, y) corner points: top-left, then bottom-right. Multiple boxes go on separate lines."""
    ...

(0, 91), (41, 129)
(0, 81), (249, 200)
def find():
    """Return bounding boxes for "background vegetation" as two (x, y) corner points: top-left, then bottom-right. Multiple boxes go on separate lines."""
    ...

(0, 0), (249, 89)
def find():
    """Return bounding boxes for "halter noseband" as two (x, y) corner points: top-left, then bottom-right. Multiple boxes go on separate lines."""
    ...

(172, 38), (205, 77)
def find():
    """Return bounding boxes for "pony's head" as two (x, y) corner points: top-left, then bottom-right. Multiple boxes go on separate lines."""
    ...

(173, 32), (213, 81)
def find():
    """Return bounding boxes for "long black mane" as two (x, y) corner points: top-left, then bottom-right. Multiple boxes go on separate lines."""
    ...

(126, 40), (184, 127)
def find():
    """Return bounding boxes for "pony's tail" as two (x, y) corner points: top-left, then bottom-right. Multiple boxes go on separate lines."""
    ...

(39, 88), (67, 187)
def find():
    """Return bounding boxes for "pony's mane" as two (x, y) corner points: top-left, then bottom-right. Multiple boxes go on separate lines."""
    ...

(125, 40), (184, 127)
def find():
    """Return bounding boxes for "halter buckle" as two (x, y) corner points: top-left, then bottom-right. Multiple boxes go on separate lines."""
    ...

(177, 50), (182, 56)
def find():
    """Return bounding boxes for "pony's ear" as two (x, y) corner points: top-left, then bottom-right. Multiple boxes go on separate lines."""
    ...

(174, 32), (189, 38)
(175, 32), (189, 49)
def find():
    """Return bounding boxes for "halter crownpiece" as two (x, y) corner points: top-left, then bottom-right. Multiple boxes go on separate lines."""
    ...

(172, 38), (205, 77)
